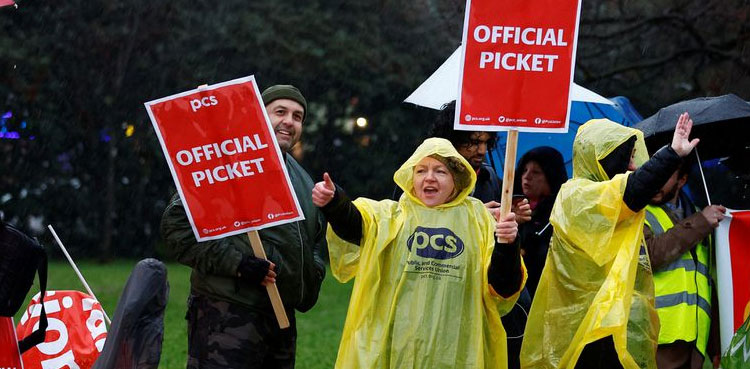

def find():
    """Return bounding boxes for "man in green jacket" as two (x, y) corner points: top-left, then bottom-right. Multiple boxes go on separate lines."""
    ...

(161, 85), (327, 369)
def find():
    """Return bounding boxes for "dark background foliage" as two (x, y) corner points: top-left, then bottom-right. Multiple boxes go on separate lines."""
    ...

(1, 0), (748, 259)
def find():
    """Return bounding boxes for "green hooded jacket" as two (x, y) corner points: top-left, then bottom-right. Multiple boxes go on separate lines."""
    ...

(160, 154), (326, 314)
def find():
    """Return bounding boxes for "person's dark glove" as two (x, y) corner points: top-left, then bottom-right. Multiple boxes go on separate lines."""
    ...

(237, 255), (272, 285)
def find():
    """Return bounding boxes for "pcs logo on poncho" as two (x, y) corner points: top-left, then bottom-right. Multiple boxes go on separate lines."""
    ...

(406, 227), (465, 260)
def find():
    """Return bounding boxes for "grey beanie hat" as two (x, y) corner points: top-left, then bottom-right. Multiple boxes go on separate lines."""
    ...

(261, 85), (307, 121)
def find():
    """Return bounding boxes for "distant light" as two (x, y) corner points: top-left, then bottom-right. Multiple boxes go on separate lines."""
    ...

(125, 124), (135, 137)
(0, 131), (20, 139)
(356, 117), (368, 128)
(100, 128), (111, 142)
(1, 111), (11, 119)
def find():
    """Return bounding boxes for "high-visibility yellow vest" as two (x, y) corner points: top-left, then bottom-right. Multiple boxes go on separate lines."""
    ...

(645, 204), (711, 356)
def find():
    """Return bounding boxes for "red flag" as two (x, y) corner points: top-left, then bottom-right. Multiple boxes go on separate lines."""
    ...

(728, 211), (750, 328)
(16, 291), (107, 369)
(0, 317), (23, 369)
(717, 210), (750, 353)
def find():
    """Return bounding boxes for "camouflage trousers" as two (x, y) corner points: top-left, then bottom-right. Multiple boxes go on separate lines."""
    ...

(186, 294), (297, 369)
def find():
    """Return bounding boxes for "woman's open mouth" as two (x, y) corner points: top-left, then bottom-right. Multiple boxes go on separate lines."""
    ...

(423, 186), (438, 195)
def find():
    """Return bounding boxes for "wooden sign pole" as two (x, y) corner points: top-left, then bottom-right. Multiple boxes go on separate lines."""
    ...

(498, 129), (519, 243)
(247, 231), (290, 329)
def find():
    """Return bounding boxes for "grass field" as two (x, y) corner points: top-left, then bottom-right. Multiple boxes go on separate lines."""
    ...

(14, 260), (353, 369)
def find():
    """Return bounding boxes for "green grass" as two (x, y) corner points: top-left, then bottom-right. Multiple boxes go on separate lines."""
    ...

(14, 260), (352, 369)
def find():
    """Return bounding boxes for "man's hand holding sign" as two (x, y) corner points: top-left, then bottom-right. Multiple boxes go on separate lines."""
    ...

(147, 77), (306, 329)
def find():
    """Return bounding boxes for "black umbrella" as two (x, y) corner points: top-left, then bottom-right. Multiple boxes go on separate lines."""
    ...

(635, 94), (750, 159)
(636, 94), (750, 205)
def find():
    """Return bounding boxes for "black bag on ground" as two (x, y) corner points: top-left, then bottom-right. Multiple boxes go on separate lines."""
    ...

(0, 221), (48, 353)
(92, 258), (169, 369)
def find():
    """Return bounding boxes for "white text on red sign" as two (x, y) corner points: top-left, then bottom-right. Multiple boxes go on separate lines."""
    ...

(473, 26), (567, 72)
(175, 134), (269, 187)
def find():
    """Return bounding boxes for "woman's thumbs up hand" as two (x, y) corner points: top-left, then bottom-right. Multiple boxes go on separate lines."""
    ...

(312, 172), (336, 207)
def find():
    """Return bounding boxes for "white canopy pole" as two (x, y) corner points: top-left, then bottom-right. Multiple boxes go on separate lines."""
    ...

(47, 225), (112, 325)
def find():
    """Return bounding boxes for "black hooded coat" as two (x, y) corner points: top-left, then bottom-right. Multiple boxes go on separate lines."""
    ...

(513, 147), (568, 297)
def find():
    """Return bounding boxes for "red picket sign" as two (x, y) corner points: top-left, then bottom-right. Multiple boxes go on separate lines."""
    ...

(456, 0), (582, 132)
(145, 76), (303, 242)
(16, 291), (107, 369)
(0, 317), (23, 369)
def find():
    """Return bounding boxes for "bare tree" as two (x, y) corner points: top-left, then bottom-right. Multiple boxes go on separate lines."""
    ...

(576, 0), (750, 115)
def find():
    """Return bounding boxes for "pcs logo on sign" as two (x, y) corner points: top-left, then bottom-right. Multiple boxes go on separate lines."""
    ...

(190, 96), (218, 112)
(406, 226), (465, 260)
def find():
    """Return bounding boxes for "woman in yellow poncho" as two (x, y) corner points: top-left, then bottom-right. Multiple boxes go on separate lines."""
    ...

(312, 137), (526, 369)
(520, 113), (699, 369)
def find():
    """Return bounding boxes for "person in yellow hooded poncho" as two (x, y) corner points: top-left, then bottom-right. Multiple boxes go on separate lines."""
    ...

(520, 113), (700, 369)
(311, 137), (527, 369)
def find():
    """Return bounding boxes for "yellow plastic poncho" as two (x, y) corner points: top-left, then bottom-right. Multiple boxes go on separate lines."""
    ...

(520, 119), (659, 369)
(328, 137), (526, 369)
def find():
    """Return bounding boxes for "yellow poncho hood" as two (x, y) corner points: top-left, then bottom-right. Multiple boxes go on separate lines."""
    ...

(521, 119), (659, 369)
(393, 137), (477, 208)
(328, 137), (524, 369)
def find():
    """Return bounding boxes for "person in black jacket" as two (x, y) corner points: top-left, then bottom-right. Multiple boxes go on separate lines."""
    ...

(427, 102), (501, 201)
(513, 146), (568, 298)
